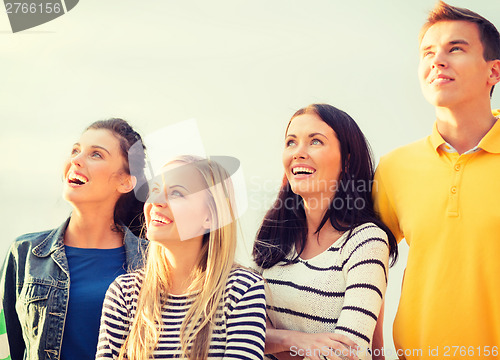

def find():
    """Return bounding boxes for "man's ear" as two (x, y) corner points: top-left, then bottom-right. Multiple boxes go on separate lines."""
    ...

(118, 175), (137, 194)
(487, 59), (500, 86)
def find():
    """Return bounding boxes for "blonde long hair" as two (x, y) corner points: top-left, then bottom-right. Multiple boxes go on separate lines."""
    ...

(118, 155), (238, 359)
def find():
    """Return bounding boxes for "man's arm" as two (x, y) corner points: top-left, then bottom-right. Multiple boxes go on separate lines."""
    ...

(373, 160), (404, 243)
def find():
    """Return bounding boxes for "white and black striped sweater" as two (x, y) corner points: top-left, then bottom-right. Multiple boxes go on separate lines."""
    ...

(96, 267), (267, 359)
(262, 223), (389, 360)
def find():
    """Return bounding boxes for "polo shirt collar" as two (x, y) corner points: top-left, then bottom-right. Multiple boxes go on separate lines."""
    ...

(478, 117), (500, 154)
(430, 110), (500, 154)
(430, 122), (446, 154)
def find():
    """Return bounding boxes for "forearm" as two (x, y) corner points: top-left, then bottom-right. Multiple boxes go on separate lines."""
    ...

(266, 328), (314, 359)
(371, 301), (385, 360)
(272, 351), (301, 360)
(265, 327), (295, 354)
(266, 327), (359, 360)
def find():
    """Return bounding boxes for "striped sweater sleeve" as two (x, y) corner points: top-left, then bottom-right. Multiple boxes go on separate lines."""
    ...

(224, 271), (267, 360)
(96, 278), (131, 359)
(335, 225), (389, 358)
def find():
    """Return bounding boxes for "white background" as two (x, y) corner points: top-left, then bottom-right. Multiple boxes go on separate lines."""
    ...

(1, 1), (499, 357)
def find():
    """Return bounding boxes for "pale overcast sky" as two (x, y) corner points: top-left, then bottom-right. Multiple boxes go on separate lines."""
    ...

(1, 0), (499, 355)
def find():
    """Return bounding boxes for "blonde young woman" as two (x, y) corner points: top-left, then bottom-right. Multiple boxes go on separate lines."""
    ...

(96, 155), (267, 359)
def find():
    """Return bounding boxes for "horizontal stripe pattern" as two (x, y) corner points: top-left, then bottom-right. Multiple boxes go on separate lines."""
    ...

(96, 268), (266, 359)
(263, 223), (389, 360)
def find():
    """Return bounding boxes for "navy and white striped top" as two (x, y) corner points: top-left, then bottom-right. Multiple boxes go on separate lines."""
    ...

(262, 223), (389, 360)
(96, 267), (266, 359)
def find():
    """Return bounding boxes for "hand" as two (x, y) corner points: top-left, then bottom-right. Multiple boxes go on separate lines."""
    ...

(285, 331), (359, 360)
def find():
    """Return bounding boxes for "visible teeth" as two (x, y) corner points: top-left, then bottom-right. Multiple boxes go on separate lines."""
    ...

(69, 173), (88, 184)
(432, 77), (452, 84)
(151, 214), (172, 224)
(292, 167), (315, 175)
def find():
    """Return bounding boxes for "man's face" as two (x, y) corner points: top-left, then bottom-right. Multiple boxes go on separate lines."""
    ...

(418, 20), (494, 109)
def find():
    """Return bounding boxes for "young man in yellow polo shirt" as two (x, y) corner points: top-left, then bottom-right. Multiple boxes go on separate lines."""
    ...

(374, 1), (500, 359)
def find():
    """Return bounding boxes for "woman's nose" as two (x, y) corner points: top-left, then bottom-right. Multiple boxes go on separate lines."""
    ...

(292, 144), (309, 160)
(147, 191), (168, 205)
(70, 153), (83, 167)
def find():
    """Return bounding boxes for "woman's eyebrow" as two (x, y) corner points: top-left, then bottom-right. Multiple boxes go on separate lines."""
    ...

(90, 145), (111, 155)
(308, 132), (327, 139)
(169, 184), (189, 191)
(72, 143), (111, 155)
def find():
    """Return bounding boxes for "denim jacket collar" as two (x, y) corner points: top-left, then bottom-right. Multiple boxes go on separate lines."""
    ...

(32, 218), (69, 258)
(31, 218), (146, 272)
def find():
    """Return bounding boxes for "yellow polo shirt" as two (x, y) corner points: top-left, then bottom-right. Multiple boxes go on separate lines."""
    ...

(374, 111), (500, 360)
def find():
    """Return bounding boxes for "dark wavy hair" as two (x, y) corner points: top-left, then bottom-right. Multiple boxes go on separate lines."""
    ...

(253, 104), (398, 269)
(86, 118), (147, 237)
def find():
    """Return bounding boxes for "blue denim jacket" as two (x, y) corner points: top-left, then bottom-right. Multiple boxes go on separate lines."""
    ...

(0, 218), (147, 360)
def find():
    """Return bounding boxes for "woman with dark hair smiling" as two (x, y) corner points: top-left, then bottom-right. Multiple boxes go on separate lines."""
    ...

(253, 104), (398, 360)
(0, 119), (148, 360)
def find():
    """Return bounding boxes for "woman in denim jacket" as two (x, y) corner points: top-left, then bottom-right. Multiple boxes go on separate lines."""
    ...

(0, 119), (148, 360)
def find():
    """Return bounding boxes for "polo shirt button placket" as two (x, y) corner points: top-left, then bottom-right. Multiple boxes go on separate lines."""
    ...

(447, 185), (459, 216)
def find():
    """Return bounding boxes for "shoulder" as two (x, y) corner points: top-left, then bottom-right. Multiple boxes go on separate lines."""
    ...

(1, 229), (56, 281)
(226, 267), (265, 298)
(122, 228), (148, 270)
(378, 136), (430, 170)
(7, 228), (57, 258)
(7, 218), (70, 261)
(123, 227), (148, 248)
(123, 227), (148, 254)
(227, 267), (264, 288)
(224, 268), (266, 316)
(114, 270), (143, 287)
(14, 229), (56, 245)
(341, 223), (389, 252)
(107, 271), (144, 298)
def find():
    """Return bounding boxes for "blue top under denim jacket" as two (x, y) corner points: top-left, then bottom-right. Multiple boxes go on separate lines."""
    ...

(0, 218), (148, 360)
